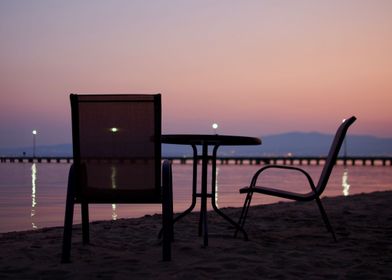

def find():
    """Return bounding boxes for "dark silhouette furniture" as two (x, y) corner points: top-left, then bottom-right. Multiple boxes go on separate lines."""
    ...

(237, 116), (357, 241)
(61, 94), (173, 262)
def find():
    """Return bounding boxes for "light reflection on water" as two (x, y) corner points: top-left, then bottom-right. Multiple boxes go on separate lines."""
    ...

(342, 169), (350, 196)
(111, 165), (118, 221)
(0, 162), (391, 233)
(215, 167), (220, 208)
(31, 163), (37, 230)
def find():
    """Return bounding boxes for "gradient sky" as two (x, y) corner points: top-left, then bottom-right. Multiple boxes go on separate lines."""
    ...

(1, 0), (392, 148)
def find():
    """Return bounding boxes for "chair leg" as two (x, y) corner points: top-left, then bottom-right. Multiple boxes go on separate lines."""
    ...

(235, 191), (253, 238)
(162, 198), (173, 261)
(198, 209), (203, 237)
(162, 160), (173, 261)
(315, 197), (337, 242)
(81, 202), (90, 244)
(61, 165), (76, 263)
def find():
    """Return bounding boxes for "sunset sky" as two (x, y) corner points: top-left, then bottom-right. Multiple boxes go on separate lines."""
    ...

(1, 0), (391, 148)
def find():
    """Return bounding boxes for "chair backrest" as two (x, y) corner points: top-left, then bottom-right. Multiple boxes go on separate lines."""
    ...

(316, 116), (356, 194)
(70, 94), (162, 203)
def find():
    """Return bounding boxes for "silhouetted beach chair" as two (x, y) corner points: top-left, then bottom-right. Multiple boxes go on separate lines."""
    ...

(237, 116), (356, 241)
(61, 94), (173, 262)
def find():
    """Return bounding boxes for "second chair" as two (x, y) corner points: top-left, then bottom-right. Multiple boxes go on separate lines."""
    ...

(237, 116), (357, 241)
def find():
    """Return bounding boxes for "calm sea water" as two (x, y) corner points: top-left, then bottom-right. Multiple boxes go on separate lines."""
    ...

(0, 162), (391, 233)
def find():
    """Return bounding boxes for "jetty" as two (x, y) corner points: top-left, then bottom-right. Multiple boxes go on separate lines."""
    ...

(1, 156), (391, 166)
(166, 156), (392, 166)
(0, 157), (73, 164)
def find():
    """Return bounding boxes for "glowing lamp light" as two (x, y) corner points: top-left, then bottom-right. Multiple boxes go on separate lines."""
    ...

(110, 127), (118, 133)
(212, 123), (218, 134)
(32, 130), (37, 158)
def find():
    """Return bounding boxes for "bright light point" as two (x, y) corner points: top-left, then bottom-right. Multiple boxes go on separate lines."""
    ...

(110, 127), (118, 133)
(32, 130), (37, 135)
(212, 123), (218, 129)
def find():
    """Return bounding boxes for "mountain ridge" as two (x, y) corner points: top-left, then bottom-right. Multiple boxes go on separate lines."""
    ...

(1, 133), (392, 157)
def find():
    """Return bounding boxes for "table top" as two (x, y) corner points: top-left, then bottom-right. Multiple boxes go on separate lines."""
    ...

(161, 134), (261, 146)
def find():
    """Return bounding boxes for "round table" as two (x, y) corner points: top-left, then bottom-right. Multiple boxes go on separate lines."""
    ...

(162, 134), (261, 246)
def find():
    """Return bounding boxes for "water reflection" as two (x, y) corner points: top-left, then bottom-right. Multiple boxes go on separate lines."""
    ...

(215, 167), (220, 208)
(31, 163), (37, 229)
(111, 165), (118, 220)
(342, 168), (350, 196)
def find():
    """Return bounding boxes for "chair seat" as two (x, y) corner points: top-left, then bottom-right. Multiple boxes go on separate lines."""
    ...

(240, 186), (315, 201)
(78, 188), (162, 204)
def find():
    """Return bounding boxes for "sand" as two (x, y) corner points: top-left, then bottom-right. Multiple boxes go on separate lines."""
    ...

(1, 191), (391, 279)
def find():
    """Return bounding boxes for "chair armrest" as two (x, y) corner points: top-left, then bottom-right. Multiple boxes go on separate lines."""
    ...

(248, 165), (317, 193)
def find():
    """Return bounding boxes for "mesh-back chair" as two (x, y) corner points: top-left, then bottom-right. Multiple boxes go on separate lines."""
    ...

(61, 94), (173, 262)
(237, 116), (356, 241)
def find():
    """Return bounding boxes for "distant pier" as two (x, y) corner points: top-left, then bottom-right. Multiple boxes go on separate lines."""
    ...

(0, 156), (392, 166)
(1, 156), (391, 166)
(0, 157), (73, 164)
(165, 156), (392, 166)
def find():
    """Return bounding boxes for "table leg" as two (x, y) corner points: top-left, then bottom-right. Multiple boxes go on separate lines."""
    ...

(200, 142), (209, 247)
(158, 145), (198, 239)
(210, 145), (248, 241)
(172, 145), (198, 224)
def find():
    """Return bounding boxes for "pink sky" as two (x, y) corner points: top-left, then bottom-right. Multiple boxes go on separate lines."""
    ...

(1, 1), (392, 147)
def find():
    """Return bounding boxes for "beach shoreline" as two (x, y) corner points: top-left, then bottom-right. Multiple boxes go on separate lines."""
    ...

(1, 191), (391, 279)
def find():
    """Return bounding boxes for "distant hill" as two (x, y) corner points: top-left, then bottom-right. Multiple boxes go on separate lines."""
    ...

(1, 133), (392, 157)
(164, 133), (392, 157)
(247, 132), (392, 157)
